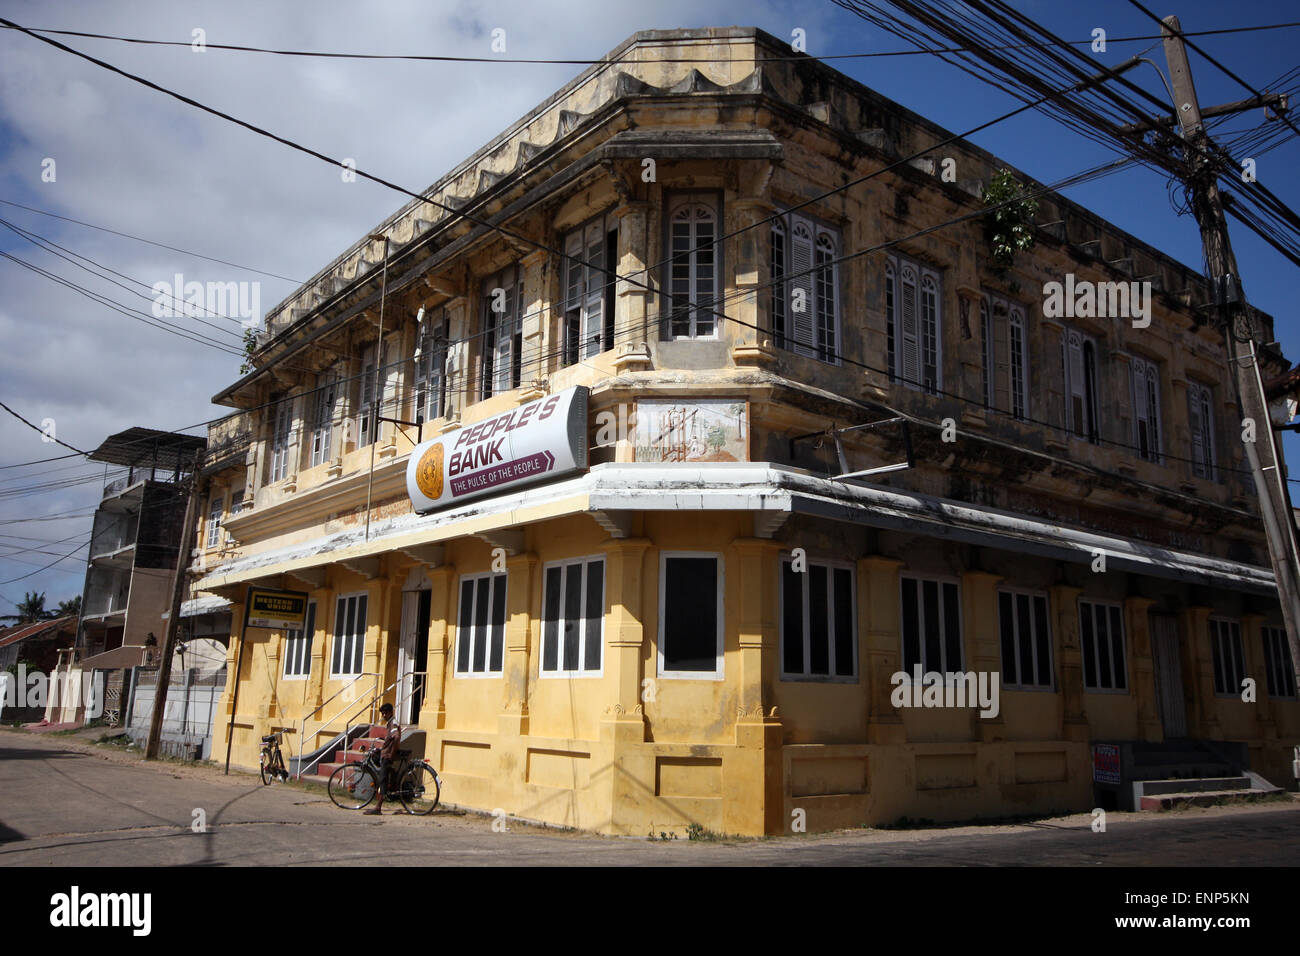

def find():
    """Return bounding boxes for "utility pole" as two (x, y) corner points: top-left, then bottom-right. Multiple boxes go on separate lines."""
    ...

(145, 447), (204, 760)
(1160, 15), (1300, 689)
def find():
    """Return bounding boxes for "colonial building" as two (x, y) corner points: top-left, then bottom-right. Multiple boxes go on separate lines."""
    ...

(196, 27), (1297, 834)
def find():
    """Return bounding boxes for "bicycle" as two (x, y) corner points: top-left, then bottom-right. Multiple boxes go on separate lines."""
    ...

(259, 731), (290, 785)
(327, 745), (441, 815)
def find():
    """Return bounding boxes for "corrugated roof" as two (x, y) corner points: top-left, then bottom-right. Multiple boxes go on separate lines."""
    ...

(87, 427), (205, 469)
(0, 615), (76, 649)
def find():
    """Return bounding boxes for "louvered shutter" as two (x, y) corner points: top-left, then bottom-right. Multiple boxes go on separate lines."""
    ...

(494, 271), (515, 394)
(789, 219), (816, 357)
(1066, 332), (1086, 435)
(1131, 360), (1150, 457)
(900, 266), (920, 385)
(582, 221), (604, 359)
(1186, 386), (1205, 477)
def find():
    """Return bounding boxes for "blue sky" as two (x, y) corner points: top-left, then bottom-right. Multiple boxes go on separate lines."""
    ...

(0, 0), (1297, 612)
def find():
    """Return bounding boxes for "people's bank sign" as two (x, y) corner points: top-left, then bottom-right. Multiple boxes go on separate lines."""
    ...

(406, 386), (588, 513)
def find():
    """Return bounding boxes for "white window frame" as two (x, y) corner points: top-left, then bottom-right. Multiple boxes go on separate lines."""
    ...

(480, 266), (523, 399)
(562, 212), (617, 365)
(330, 592), (368, 679)
(885, 253), (942, 393)
(539, 555), (606, 678)
(413, 309), (449, 425)
(1130, 355), (1163, 464)
(1079, 598), (1128, 693)
(664, 194), (721, 341)
(309, 371), (336, 467)
(657, 551), (725, 680)
(1187, 381), (1217, 481)
(778, 554), (857, 681)
(268, 397), (293, 483)
(283, 600), (317, 680)
(980, 291), (1029, 420)
(1261, 625), (1296, 699)
(1062, 327), (1100, 443)
(997, 587), (1054, 690)
(229, 486), (245, 516)
(205, 496), (223, 550)
(1209, 617), (1245, 698)
(770, 210), (841, 364)
(898, 573), (963, 677)
(454, 571), (508, 677)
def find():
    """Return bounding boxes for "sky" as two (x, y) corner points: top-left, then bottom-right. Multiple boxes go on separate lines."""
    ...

(0, 0), (1297, 613)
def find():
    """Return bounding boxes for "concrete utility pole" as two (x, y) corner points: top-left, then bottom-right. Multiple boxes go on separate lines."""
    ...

(1160, 15), (1300, 689)
(145, 447), (204, 760)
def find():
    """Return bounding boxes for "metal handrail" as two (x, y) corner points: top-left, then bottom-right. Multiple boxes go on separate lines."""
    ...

(340, 671), (427, 745)
(293, 670), (429, 780)
(292, 672), (380, 780)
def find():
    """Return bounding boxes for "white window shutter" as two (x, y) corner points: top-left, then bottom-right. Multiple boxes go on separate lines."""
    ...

(789, 219), (816, 357)
(1188, 386), (1206, 477)
(583, 221), (604, 358)
(1065, 331), (1086, 434)
(900, 267), (920, 385)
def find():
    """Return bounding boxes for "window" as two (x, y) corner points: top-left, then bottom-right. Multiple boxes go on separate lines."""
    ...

(1188, 381), (1216, 480)
(1209, 618), (1245, 697)
(283, 601), (317, 679)
(330, 593), (368, 677)
(205, 496), (223, 549)
(979, 292), (1029, 419)
(1079, 599), (1127, 691)
(770, 212), (840, 362)
(998, 589), (1053, 689)
(229, 487), (245, 516)
(412, 310), (448, 424)
(455, 572), (507, 675)
(900, 575), (962, 674)
(659, 553), (723, 678)
(665, 195), (718, 339)
(1130, 356), (1163, 463)
(1262, 625), (1296, 699)
(780, 556), (855, 679)
(562, 215), (618, 365)
(884, 254), (941, 392)
(541, 558), (604, 675)
(1063, 328), (1100, 443)
(481, 266), (523, 399)
(356, 343), (386, 448)
(268, 397), (293, 483)
(309, 372), (336, 467)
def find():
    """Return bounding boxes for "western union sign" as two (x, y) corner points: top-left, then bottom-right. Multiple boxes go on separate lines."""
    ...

(244, 587), (309, 630)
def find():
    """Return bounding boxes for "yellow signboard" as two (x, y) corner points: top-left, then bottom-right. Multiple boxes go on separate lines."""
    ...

(244, 587), (309, 630)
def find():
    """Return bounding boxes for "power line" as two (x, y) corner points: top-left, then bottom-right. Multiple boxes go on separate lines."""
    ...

(4, 20), (1299, 63)
(0, 401), (87, 455)
(0, 198), (303, 284)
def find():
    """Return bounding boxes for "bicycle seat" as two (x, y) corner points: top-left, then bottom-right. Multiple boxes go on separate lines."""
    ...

(261, 734), (278, 744)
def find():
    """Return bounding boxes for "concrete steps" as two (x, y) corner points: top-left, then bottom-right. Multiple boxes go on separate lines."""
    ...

(1139, 786), (1284, 810)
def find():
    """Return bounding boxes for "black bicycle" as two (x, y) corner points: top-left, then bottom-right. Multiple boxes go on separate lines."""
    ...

(327, 745), (441, 814)
(259, 731), (290, 785)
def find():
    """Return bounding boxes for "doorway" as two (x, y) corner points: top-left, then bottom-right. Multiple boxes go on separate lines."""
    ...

(397, 585), (432, 724)
(1149, 613), (1187, 738)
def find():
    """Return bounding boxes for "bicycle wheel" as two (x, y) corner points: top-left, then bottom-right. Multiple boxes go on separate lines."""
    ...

(259, 749), (273, 786)
(328, 762), (378, 810)
(396, 762), (440, 815)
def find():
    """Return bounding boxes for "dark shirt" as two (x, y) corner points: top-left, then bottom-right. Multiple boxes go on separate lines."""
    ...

(380, 717), (401, 759)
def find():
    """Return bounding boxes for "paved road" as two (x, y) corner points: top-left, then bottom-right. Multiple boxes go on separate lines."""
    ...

(1, 730), (1297, 866)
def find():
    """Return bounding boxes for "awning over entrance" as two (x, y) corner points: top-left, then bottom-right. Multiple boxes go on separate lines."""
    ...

(193, 462), (1275, 596)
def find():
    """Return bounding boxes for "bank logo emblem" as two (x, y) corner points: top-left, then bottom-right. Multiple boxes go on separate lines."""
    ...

(416, 444), (444, 500)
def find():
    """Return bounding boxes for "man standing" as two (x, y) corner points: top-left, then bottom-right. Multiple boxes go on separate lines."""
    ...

(364, 702), (401, 815)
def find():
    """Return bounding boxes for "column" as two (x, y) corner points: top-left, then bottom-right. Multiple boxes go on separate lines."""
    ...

(499, 552), (537, 736)
(727, 538), (783, 836)
(601, 537), (651, 834)
(1051, 584), (1088, 741)
(1180, 605), (1217, 738)
(419, 565), (455, 729)
(860, 556), (905, 744)
(962, 570), (1004, 742)
(1125, 596), (1161, 740)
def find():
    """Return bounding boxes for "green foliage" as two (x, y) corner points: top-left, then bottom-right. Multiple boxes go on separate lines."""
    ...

(55, 595), (81, 618)
(240, 327), (259, 374)
(982, 169), (1039, 285)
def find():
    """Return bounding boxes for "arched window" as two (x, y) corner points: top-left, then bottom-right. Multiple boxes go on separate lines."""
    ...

(666, 198), (718, 339)
(767, 210), (841, 363)
(885, 253), (941, 391)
